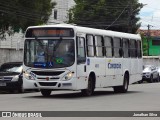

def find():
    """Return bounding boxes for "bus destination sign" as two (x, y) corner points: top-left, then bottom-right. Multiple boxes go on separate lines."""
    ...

(25, 28), (74, 37)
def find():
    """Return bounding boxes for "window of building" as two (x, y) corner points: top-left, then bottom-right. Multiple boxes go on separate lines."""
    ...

(113, 37), (122, 58)
(123, 38), (129, 58)
(86, 35), (94, 57)
(152, 40), (160, 45)
(54, 9), (57, 20)
(95, 35), (104, 57)
(104, 36), (113, 57)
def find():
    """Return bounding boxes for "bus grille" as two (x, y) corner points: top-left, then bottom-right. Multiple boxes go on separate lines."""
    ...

(39, 82), (57, 86)
(31, 71), (64, 76)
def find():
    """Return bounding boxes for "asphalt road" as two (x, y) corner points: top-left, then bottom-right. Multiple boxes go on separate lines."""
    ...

(0, 83), (160, 119)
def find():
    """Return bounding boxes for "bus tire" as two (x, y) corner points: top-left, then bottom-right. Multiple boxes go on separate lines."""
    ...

(113, 74), (129, 93)
(81, 76), (94, 96)
(40, 89), (52, 96)
(157, 76), (160, 82)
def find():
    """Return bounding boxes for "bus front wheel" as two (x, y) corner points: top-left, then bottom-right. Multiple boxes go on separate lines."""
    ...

(81, 76), (94, 96)
(113, 74), (129, 93)
(40, 89), (52, 96)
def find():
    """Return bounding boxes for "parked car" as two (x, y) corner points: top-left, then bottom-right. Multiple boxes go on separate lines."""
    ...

(142, 65), (159, 83)
(156, 66), (160, 77)
(0, 62), (23, 93)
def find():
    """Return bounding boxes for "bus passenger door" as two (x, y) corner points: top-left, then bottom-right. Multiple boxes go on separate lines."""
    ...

(76, 36), (87, 89)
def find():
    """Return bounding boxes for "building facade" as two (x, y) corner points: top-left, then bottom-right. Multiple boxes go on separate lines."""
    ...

(48, 0), (75, 24)
(139, 30), (160, 56)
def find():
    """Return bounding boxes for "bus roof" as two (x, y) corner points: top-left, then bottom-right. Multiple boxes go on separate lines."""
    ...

(27, 24), (141, 40)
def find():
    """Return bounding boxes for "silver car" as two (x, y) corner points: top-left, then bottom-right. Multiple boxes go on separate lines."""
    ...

(156, 66), (160, 76)
(142, 65), (159, 83)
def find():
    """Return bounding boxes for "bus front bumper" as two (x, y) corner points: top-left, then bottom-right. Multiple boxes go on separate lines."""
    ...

(23, 78), (77, 90)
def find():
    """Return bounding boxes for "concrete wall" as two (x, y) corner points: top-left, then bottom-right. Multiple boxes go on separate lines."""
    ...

(0, 32), (24, 49)
(0, 49), (23, 65)
(143, 56), (160, 66)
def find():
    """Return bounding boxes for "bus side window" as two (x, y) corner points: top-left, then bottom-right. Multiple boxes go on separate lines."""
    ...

(130, 40), (137, 58)
(86, 35), (94, 57)
(123, 38), (129, 58)
(95, 35), (104, 57)
(104, 36), (113, 57)
(113, 37), (121, 58)
(77, 37), (86, 64)
(137, 40), (142, 58)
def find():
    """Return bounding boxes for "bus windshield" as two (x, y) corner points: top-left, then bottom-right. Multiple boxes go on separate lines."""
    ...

(24, 39), (75, 68)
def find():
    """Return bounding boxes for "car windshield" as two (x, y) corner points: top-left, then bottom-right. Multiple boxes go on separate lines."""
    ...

(24, 39), (75, 68)
(143, 67), (150, 71)
(143, 65), (151, 69)
(0, 63), (22, 73)
(157, 67), (160, 71)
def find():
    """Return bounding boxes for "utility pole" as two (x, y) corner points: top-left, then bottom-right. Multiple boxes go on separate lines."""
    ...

(147, 24), (153, 56)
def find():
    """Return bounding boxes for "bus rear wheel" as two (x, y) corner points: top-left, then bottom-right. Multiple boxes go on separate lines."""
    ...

(81, 76), (94, 96)
(40, 89), (52, 96)
(113, 74), (129, 93)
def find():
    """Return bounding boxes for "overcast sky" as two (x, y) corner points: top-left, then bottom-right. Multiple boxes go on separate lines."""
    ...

(139, 0), (160, 29)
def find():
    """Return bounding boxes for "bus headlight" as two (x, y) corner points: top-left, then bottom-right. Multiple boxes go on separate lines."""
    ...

(24, 72), (35, 80)
(62, 72), (74, 81)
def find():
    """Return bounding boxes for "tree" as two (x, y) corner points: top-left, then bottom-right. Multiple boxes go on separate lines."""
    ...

(141, 33), (148, 56)
(0, 0), (56, 39)
(68, 0), (143, 34)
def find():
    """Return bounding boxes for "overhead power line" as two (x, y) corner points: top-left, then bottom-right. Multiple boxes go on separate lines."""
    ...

(106, 4), (129, 29)
(0, 9), (40, 22)
(0, 1), (50, 15)
(0, 1), (53, 23)
(0, 5), (41, 19)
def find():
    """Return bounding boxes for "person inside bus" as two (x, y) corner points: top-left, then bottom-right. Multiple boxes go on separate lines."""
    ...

(66, 44), (74, 56)
(61, 44), (75, 65)
(35, 46), (45, 62)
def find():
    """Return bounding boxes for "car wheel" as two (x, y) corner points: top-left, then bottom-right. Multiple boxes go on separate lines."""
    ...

(40, 89), (52, 96)
(18, 86), (24, 93)
(138, 80), (143, 84)
(156, 75), (159, 82)
(149, 75), (153, 83)
(9, 90), (16, 94)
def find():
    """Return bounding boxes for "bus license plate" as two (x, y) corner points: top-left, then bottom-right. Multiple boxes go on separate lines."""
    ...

(0, 83), (6, 86)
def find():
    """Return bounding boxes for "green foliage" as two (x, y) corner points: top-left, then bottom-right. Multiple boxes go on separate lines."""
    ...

(0, 0), (56, 39)
(141, 33), (148, 56)
(68, 0), (143, 34)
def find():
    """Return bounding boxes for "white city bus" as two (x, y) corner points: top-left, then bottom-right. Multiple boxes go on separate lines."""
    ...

(23, 24), (142, 96)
